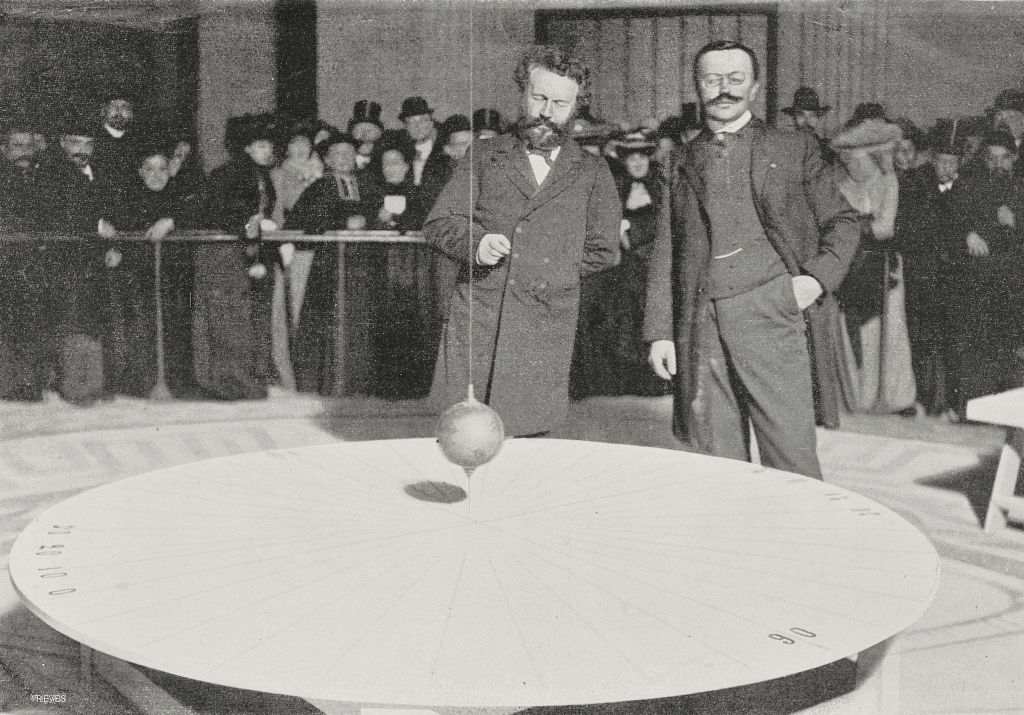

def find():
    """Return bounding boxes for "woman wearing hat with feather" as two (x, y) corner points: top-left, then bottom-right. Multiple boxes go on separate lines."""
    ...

(831, 103), (916, 415)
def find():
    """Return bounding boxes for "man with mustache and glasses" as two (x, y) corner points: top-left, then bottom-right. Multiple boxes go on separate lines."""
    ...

(425, 45), (621, 438)
(645, 40), (859, 478)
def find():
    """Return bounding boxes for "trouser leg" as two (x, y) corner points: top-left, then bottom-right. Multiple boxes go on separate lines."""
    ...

(692, 298), (749, 463)
(715, 275), (822, 479)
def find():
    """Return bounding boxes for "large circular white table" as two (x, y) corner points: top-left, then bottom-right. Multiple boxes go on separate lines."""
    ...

(9, 438), (939, 713)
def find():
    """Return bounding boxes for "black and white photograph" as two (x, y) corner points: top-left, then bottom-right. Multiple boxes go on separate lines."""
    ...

(1, 1), (1022, 713)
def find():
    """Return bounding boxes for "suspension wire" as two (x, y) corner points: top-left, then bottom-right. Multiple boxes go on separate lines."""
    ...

(466, 0), (475, 402)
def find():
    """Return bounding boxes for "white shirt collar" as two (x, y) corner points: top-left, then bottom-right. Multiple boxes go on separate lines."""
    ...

(713, 111), (753, 136)
(415, 138), (433, 158)
(104, 124), (126, 139)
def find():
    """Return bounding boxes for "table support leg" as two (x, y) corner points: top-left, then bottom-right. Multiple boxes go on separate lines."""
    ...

(797, 635), (900, 714)
(79, 642), (93, 685)
(984, 427), (1024, 532)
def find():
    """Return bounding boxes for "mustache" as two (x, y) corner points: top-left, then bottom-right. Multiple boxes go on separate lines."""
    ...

(514, 114), (571, 140)
(522, 116), (559, 131)
(705, 94), (743, 106)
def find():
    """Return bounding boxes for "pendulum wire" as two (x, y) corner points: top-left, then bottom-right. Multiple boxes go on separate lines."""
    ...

(467, 2), (476, 515)
(467, 1), (475, 401)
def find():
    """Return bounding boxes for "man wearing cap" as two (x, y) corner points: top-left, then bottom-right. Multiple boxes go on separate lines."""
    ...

(425, 45), (621, 437)
(645, 40), (859, 478)
(348, 100), (383, 170)
(893, 119), (968, 416)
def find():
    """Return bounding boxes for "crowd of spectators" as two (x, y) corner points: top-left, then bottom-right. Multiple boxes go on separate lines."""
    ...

(1, 84), (1022, 424)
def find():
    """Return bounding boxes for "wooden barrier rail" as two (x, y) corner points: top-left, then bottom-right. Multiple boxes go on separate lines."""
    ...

(0, 229), (436, 400)
(0, 229), (427, 243)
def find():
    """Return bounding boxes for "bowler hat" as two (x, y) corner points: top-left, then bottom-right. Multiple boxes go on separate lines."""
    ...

(984, 126), (1018, 154)
(348, 99), (383, 130)
(782, 87), (830, 116)
(398, 96), (433, 120)
(59, 111), (97, 138)
(441, 113), (471, 135)
(472, 108), (503, 135)
(991, 89), (1024, 115)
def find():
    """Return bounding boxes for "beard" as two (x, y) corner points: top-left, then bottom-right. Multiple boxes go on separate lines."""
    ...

(514, 112), (575, 150)
(106, 116), (131, 131)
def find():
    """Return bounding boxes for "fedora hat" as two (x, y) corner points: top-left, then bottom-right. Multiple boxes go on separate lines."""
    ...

(398, 96), (433, 121)
(782, 87), (830, 116)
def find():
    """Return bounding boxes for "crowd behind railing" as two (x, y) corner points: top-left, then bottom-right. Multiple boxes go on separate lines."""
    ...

(1, 88), (1022, 422)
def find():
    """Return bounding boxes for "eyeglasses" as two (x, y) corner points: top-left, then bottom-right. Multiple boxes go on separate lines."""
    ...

(700, 72), (747, 88)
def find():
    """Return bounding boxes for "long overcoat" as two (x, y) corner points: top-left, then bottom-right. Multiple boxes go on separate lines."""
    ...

(644, 119), (860, 443)
(425, 135), (621, 435)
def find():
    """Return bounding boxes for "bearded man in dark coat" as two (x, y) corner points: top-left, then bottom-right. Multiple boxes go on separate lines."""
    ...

(42, 116), (121, 405)
(0, 120), (55, 401)
(645, 41), (859, 478)
(944, 127), (1024, 414)
(425, 45), (622, 437)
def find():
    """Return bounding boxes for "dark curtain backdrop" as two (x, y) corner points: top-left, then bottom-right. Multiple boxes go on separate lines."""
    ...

(0, 17), (198, 137)
(537, 8), (775, 129)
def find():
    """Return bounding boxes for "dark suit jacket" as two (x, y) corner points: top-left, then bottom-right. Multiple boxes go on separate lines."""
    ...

(425, 134), (621, 435)
(644, 119), (860, 441)
(290, 173), (374, 235)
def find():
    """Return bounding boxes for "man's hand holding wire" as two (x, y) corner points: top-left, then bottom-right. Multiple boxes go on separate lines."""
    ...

(476, 233), (512, 266)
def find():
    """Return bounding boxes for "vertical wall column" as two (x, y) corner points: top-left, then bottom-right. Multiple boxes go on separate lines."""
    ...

(197, 0), (277, 171)
(275, 0), (317, 120)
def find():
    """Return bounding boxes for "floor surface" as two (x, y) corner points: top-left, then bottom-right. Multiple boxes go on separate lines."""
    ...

(0, 392), (1021, 714)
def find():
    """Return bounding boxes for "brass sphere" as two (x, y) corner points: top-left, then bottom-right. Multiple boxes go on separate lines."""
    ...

(436, 388), (505, 476)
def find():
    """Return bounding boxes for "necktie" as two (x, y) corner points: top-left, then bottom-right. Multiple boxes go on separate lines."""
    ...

(256, 175), (268, 215)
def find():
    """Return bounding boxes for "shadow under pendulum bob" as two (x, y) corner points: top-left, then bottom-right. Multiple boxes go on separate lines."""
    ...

(435, 384), (505, 478)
